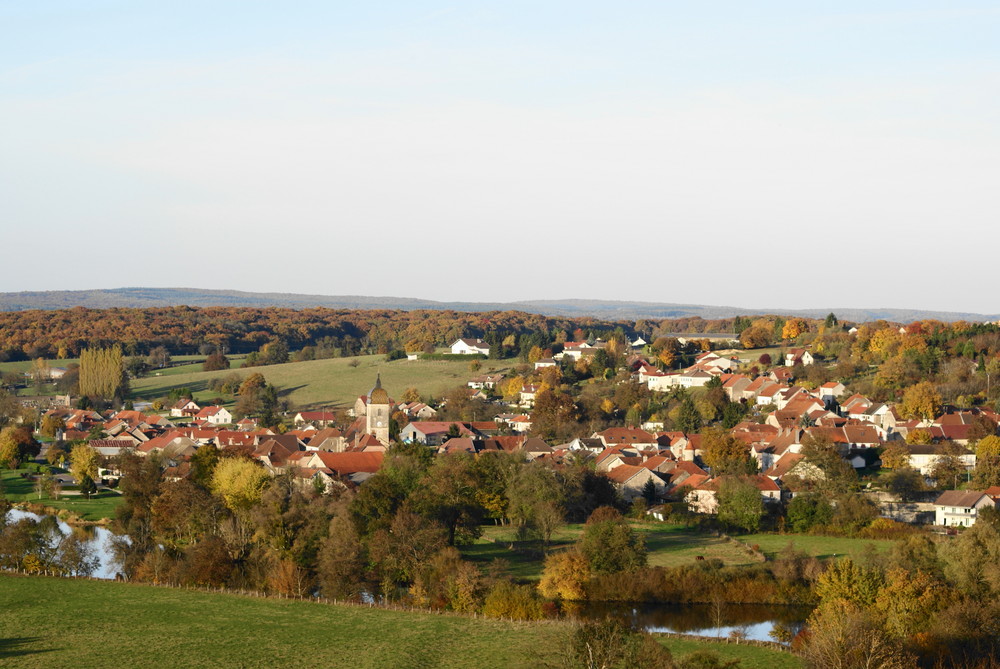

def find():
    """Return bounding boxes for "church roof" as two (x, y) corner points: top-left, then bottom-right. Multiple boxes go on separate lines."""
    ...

(369, 374), (389, 405)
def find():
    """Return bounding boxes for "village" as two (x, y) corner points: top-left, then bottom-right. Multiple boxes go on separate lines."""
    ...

(22, 329), (999, 533)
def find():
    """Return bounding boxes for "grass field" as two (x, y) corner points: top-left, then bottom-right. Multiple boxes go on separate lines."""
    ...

(0, 575), (801, 668)
(739, 534), (894, 561)
(468, 523), (896, 581)
(1, 468), (122, 522)
(130, 354), (512, 410)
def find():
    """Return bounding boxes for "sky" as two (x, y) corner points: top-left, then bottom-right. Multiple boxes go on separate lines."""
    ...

(2, 2), (999, 313)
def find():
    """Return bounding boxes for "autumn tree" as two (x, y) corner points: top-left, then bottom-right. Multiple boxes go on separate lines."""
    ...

(538, 550), (590, 601)
(577, 507), (646, 574)
(78, 346), (127, 400)
(408, 453), (484, 546)
(803, 601), (912, 669)
(39, 414), (65, 439)
(69, 444), (99, 483)
(740, 320), (773, 349)
(531, 389), (578, 441)
(782, 318), (809, 340)
(317, 513), (365, 599)
(146, 346), (171, 369)
(211, 458), (270, 513)
(975, 435), (1000, 487)
(879, 443), (910, 470)
(929, 442), (969, 490)
(701, 428), (757, 476)
(203, 351), (230, 372)
(800, 432), (857, 494)
(0, 429), (20, 468)
(899, 381), (942, 423)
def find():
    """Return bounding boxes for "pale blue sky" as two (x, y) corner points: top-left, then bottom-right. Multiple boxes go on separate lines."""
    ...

(2, 2), (999, 312)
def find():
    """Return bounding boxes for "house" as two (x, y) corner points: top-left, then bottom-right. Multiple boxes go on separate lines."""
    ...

(816, 382), (847, 402)
(451, 338), (490, 356)
(400, 421), (475, 445)
(763, 452), (823, 486)
(558, 342), (601, 361)
(594, 427), (659, 449)
(534, 358), (557, 369)
(784, 348), (814, 367)
(397, 402), (438, 420)
(686, 475), (782, 514)
(934, 490), (996, 527)
(302, 451), (384, 485)
(604, 465), (666, 501)
(170, 399), (201, 418)
(468, 373), (505, 390)
(906, 443), (976, 476)
(194, 406), (233, 426)
(293, 411), (337, 427)
(519, 384), (540, 407)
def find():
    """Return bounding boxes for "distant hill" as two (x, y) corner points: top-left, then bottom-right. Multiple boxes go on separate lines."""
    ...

(0, 287), (995, 323)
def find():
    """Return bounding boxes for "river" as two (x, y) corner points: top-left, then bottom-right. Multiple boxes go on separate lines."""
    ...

(571, 601), (809, 642)
(4, 509), (122, 579)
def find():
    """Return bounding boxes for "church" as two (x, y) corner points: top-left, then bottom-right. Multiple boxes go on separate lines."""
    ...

(364, 375), (391, 446)
(341, 374), (393, 449)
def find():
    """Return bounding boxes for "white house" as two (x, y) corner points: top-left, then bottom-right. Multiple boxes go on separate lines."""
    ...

(785, 348), (814, 367)
(907, 444), (976, 476)
(934, 490), (996, 527)
(451, 338), (490, 356)
(194, 406), (233, 426)
(170, 399), (201, 418)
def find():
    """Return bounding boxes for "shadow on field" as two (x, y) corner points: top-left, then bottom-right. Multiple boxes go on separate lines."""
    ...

(0, 637), (58, 659)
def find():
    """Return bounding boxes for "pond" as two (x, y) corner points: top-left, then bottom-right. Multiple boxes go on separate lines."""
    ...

(4, 509), (122, 580)
(574, 601), (811, 642)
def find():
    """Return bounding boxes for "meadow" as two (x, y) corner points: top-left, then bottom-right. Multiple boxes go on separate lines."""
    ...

(129, 354), (512, 409)
(0, 468), (122, 522)
(464, 522), (895, 580)
(0, 575), (802, 668)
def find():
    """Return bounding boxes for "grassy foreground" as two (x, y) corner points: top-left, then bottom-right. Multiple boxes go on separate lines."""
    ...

(0, 575), (801, 668)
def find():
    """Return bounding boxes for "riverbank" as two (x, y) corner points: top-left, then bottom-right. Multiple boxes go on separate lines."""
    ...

(0, 574), (803, 668)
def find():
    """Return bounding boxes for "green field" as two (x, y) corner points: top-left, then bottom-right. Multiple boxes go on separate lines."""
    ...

(739, 533), (895, 561)
(1, 468), (122, 522)
(468, 523), (895, 580)
(130, 354), (511, 410)
(0, 575), (801, 668)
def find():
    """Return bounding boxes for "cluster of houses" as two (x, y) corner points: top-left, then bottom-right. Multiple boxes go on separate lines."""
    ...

(37, 335), (1000, 528)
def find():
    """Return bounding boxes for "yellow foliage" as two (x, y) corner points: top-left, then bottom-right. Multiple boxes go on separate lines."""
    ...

(538, 551), (590, 601)
(782, 318), (808, 340)
(211, 458), (271, 512)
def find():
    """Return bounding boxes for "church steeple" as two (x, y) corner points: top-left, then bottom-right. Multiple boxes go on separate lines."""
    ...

(366, 373), (390, 445)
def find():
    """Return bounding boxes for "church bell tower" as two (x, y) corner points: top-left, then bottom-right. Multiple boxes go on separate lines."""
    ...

(366, 374), (390, 445)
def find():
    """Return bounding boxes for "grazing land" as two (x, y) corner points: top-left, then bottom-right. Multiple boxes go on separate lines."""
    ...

(0, 575), (801, 668)
(467, 523), (895, 580)
(129, 354), (511, 409)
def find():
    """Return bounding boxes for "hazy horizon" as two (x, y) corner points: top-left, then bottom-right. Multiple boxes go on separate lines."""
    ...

(3, 3), (998, 312)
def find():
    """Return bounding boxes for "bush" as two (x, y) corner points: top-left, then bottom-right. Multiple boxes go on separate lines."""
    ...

(481, 581), (545, 620)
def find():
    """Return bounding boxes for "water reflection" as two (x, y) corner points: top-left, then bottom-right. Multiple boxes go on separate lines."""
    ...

(4, 509), (121, 580)
(573, 601), (810, 642)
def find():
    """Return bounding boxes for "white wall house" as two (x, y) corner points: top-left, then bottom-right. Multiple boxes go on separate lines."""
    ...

(451, 338), (490, 355)
(934, 490), (996, 527)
